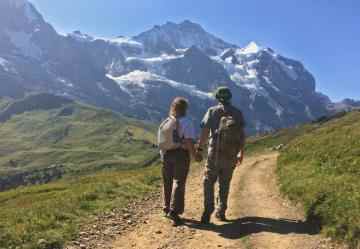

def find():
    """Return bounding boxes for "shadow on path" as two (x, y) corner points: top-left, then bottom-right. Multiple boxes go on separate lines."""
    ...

(183, 216), (320, 240)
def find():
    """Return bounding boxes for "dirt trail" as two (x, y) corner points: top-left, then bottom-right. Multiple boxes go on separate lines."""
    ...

(112, 153), (334, 249)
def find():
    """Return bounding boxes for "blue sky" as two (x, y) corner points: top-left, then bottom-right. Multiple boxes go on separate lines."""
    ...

(30, 0), (360, 101)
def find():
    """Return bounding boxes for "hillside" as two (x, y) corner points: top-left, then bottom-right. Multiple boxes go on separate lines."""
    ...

(245, 110), (360, 247)
(277, 111), (360, 247)
(0, 94), (161, 249)
(0, 94), (158, 190)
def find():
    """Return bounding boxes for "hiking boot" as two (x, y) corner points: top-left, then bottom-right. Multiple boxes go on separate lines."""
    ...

(200, 213), (211, 224)
(169, 211), (183, 226)
(215, 212), (227, 222)
(163, 207), (170, 217)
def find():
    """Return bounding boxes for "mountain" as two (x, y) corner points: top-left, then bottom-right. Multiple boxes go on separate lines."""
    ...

(0, 0), (330, 133)
(327, 98), (360, 113)
(133, 20), (235, 55)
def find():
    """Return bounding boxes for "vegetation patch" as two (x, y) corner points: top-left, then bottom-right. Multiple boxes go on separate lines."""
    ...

(0, 100), (158, 184)
(277, 111), (360, 247)
(0, 164), (161, 249)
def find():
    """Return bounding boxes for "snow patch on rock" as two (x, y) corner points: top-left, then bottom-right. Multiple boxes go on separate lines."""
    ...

(107, 71), (213, 99)
(275, 56), (298, 80)
(7, 30), (42, 59)
(68, 31), (94, 42)
(126, 54), (183, 75)
(0, 57), (16, 73)
(239, 41), (262, 55)
(108, 37), (144, 49)
(57, 77), (74, 88)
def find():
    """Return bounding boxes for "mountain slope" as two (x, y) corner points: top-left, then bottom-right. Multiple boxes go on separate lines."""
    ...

(0, 0), (330, 133)
(0, 94), (157, 191)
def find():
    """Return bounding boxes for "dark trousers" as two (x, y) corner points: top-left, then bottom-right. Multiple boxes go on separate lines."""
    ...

(162, 149), (190, 215)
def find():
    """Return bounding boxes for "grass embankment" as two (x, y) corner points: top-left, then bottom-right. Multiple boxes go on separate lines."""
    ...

(0, 164), (161, 249)
(277, 111), (360, 247)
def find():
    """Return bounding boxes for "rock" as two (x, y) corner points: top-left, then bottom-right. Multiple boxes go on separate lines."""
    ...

(37, 239), (47, 246)
(80, 244), (86, 249)
(155, 230), (162, 234)
(123, 213), (131, 219)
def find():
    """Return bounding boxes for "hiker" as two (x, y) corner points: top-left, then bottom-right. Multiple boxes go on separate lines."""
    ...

(158, 97), (202, 226)
(197, 87), (246, 224)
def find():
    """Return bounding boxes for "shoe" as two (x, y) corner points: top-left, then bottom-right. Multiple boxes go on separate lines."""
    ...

(215, 212), (227, 222)
(200, 213), (211, 224)
(169, 211), (183, 226)
(163, 207), (170, 217)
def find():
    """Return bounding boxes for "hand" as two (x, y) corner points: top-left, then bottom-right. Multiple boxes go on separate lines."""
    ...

(236, 151), (244, 166)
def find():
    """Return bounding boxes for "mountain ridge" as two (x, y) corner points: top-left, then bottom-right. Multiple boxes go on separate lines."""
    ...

(0, 2), (338, 133)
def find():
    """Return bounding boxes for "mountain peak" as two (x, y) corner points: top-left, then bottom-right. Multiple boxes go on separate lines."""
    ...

(241, 41), (262, 54)
(179, 20), (204, 29)
(134, 20), (234, 55)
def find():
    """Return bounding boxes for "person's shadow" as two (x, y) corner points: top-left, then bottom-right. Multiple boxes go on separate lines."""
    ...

(183, 216), (320, 239)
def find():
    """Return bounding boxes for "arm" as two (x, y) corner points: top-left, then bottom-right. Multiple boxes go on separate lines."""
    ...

(198, 109), (212, 151)
(184, 138), (199, 161)
(237, 128), (246, 165)
(181, 119), (202, 162)
(198, 127), (210, 150)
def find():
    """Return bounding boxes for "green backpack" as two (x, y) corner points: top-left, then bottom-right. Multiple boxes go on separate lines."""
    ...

(217, 110), (244, 158)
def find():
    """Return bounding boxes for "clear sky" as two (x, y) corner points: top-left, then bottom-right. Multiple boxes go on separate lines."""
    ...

(30, 0), (359, 101)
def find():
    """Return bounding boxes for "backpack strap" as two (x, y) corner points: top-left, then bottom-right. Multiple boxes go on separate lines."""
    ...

(172, 116), (184, 148)
(175, 118), (180, 138)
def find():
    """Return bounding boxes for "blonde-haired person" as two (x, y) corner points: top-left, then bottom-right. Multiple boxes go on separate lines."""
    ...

(159, 97), (202, 226)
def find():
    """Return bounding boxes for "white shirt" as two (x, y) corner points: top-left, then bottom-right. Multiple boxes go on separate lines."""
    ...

(177, 116), (196, 140)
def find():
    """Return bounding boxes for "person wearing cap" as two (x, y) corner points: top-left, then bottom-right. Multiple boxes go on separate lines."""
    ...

(197, 86), (246, 224)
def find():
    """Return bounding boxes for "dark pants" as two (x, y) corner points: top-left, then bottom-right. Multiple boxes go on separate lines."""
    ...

(162, 149), (190, 215)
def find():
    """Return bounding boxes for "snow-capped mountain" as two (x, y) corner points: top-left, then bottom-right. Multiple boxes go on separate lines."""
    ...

(0, 0), (331, 133)
(133, 20), (235, 56)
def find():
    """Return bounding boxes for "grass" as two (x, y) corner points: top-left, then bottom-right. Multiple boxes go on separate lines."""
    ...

(0, 164), (161, 249)
(245, 123), (317, 155)
(0, 98), (162, 248)
(0, 102), (158, 178)
(245, 111), (360, 247)
(2, 95), (359, 248)
(277, 111), (360, 247)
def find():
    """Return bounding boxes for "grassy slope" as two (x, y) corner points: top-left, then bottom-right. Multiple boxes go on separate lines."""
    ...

(277, 111), (360, 246)
(245, 123), (317, 155)
(0, 100), (161, 249)
(0, 164), (161, 249)
(0, 102), (157, 177)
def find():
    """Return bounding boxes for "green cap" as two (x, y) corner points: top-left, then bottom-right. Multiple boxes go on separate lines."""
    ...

(215, 87), (232, 103)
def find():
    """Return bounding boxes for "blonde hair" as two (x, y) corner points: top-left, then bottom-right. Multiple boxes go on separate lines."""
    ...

(169, 97), (189, 118)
